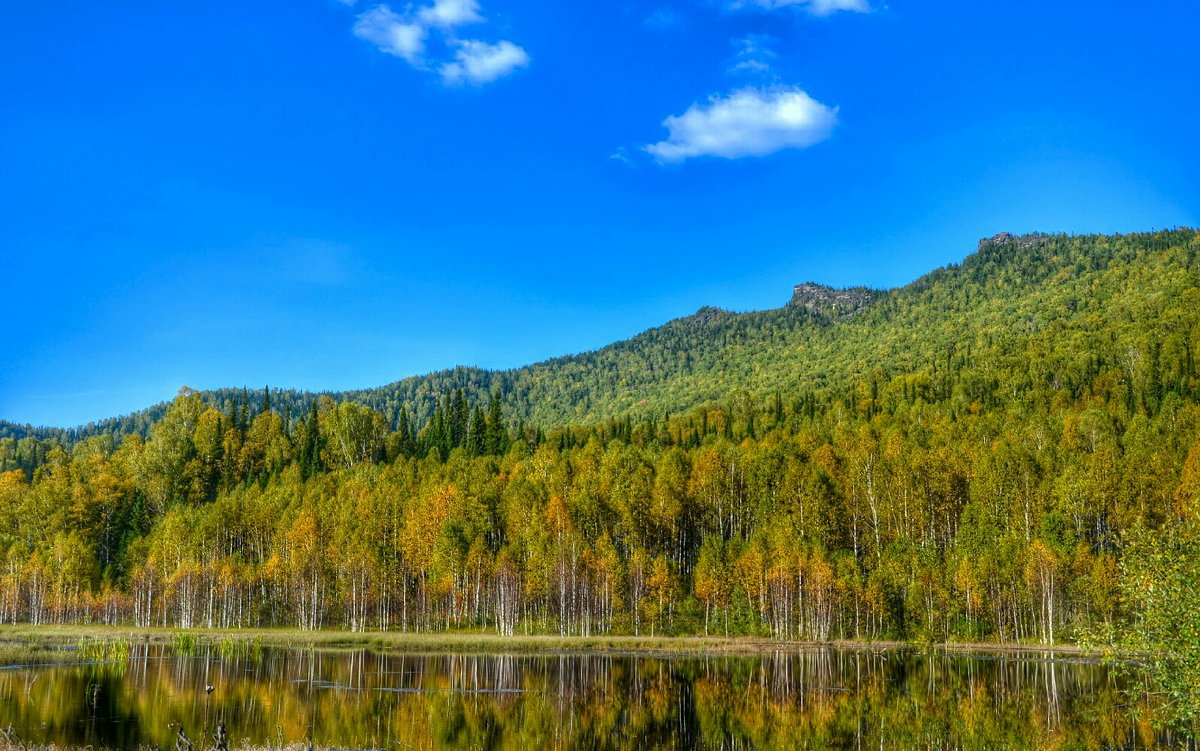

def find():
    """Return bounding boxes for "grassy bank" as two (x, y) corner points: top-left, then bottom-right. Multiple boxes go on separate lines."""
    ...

(0, 623), (1089, 668)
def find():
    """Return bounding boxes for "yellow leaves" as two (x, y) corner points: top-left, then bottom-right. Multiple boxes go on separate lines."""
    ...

(806, 547), (834, 592)
(0, 468), (27, 489)
(1175, 441), (1200, 521)
(1024, 538), (1058, 591)
(953, 556), (980, 613)
(545, 495), (573, 540)
(22, 548), (45, 578)
(285, 508), (322, 567)
(0, 470), (26, 529)
(706, 408), (729, 438)
(735, 542), (766, 606)
(263, 552), (286, 583)
(215, 558), (238, 589)
(192, 408), (225, 463)
(321, 402), (388, 468)
(164, 560), (202, 593)
(243, 410), (291, 477)
(693, 539), (728, 606)
(651, 448), (688, 531)
(812, 443), (838, 478)
(1059, 412), (1084, 452)
(647, 554), (677, 602)
(402, 484), (459, 571)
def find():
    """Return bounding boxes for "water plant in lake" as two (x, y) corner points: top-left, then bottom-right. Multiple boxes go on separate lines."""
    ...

(74, 637), (131, 663)
(171, 632), (198, 656)
(216, 635), (264, 660)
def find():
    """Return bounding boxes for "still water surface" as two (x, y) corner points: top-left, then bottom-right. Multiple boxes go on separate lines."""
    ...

(0, 645), (1179, 749)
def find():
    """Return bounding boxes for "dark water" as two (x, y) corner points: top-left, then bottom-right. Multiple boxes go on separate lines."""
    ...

(0, 644), (1183, 750)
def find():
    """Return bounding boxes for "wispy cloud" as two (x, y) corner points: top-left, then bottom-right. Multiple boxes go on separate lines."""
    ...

(348, 0), (528, 85)
(730, 0), (869, 15)
(729, 34), (777, 75)
(609, 147), (635, 167)
(440, 40), (529, 85)
(644, 86), (837, 163)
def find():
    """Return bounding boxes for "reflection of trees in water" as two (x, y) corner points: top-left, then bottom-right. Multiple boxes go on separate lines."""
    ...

(0, 647), (1186, 750)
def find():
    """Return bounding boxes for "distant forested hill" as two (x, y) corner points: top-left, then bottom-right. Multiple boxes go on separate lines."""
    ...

(13, 229), (1194, 445)
(317, 230), (1190, 428)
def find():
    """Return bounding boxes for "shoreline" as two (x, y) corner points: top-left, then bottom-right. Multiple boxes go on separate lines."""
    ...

(0, 623), (1093, 666)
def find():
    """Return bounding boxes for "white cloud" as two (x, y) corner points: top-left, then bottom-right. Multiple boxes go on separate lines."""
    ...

(440, 39), (529, 85)
(353, 6), (426, 65)
(732, 0), (869, 15)
(644, 86), (837, 162)
(417, 0), (483, 28)
(349, 1), (527, 85)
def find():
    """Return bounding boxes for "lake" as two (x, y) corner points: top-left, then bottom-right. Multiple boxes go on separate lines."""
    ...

(0, 644), (1183, 749)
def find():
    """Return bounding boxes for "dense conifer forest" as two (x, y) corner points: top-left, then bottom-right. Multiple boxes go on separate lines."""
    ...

(2, 230), (1198, 652)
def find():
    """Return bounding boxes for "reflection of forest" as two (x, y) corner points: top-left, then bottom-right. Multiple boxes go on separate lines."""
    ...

(0, 647), (1183, 750)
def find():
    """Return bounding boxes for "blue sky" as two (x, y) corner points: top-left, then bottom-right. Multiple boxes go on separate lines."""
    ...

(2, 0), (1197, 427)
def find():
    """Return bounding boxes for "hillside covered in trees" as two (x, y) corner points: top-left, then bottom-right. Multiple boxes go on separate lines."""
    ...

(8, 230), (1197, 443)
(1, 230), (1199, 653)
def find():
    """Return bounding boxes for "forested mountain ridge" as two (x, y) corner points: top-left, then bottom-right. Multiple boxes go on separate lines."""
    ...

(7, 229), (1195, 453)
(278, 228), (1200, 429)
(239, 227), (1200, 430)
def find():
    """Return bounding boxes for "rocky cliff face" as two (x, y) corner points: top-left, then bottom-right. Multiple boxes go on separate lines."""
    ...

(978, 231), (1046, 251)
(788, 282), (878, 319)
(678, 306), (734, 329)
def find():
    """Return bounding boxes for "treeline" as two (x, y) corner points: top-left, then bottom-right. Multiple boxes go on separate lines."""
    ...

(2, 366), (1198, 643)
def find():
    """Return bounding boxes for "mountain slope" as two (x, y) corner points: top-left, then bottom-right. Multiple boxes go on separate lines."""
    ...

(6, 229), (1198, 440)
(341, 228), (1200, 427)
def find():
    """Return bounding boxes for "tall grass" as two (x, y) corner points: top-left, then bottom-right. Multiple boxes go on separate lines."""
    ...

(74, 637), (131, 662)
(172, 632), (198, 656)
(217, 635), (264, 660)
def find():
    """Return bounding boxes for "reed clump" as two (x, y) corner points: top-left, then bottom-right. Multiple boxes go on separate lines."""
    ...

(75, 637), (131, 662)
(171, 632), (198, 656)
